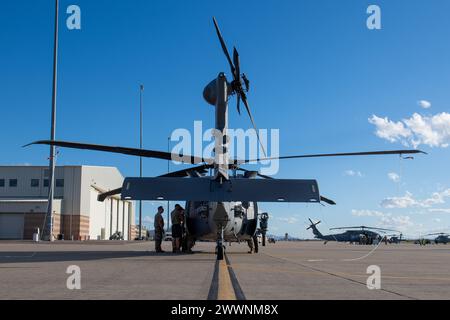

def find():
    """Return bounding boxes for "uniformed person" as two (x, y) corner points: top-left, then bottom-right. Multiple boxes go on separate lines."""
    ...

(171, 204), (184, 253)
(154, 206), (165, 253)
(247, 239), (254, 253)
(247, 235), (258, 254)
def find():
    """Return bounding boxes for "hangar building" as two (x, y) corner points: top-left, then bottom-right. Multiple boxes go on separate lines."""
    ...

(0, 165), (136, 240)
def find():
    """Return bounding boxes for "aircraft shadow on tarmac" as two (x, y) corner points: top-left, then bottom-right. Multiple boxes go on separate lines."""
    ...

(0, 251), (213, 264)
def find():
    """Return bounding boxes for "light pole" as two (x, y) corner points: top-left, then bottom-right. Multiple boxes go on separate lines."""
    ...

(167, 136), (170, 232)
(45, 0), (59, 241)
(138, 84), (144, 240)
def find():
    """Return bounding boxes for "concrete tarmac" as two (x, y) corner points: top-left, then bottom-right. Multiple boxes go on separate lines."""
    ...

(0, 240), (449, 300)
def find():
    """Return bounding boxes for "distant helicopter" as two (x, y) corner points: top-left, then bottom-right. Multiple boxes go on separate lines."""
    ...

(385, 233), (404, 244)
(307, 218), (398, 244)
(27, 18), (423, 260)
(426, 233), (449, 244)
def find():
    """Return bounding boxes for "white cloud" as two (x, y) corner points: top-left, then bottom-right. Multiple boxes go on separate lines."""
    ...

(277, 217), (299, 224)
(388, 172), (400, 183)
(381, 192), (418, 209)
(352, 209), (387, 217)
(378, 215), (415, 233)
(143, 216), (154, 224)
(418, 100), (431, 109)
(369, 112), (450, 148)
(422, 191), (448, 207)
(148, 201), (166, 207)
(381, 189), (450, 209)
(368, 115), (411, 144)
(344, 170), (363, 177)
(351, 209), (440, 236)
(433, 218), (441, 223)
(428, 208), (450, 214)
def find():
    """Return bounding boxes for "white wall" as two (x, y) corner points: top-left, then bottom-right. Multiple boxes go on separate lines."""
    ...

(0, 199), (61, 213)
(79, 166), (124, 217)
(89, 188), (107, 240)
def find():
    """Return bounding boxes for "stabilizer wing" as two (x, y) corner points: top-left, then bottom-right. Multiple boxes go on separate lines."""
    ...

(121, 177), (320, 203)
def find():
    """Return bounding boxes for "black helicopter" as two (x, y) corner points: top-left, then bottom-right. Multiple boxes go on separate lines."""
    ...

(426, 232), (449, 244)
(385, 233), (404, 244)
(27, 18), (424, 260)
(307, 218), (398, 245)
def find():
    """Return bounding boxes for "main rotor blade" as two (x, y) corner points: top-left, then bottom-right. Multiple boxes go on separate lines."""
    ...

(236, 93), (241, 114)
(320, 196), (336, 205)
(241, 93), (267, 157)
(330, 226), (398, 232)
(366, 227), (400, 232)
(98, 187), (122, 202)
(25, 140), (213, 165)
(233, 47), (240, 81)
(212, 17), (236, 78)
(234, 149), (426, 165)
(233, 47), (241, 114)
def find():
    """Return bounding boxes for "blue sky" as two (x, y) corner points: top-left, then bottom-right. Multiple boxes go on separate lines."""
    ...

(1, 0), (450, 238)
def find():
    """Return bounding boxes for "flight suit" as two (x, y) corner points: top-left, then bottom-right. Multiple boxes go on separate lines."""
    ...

(247, 239), (254, 253)
(171, 208), (184, 252)
(154, 212), (164, 252)
(247, 236), (258, 254)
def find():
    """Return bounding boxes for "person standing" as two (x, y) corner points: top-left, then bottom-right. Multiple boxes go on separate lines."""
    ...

(171, 204), (184, 253)
(154, 206), (165, 253)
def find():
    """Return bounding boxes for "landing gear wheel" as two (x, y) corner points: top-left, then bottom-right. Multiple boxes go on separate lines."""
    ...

(216, 227), (225, 261)
(217, 245), (224, 260)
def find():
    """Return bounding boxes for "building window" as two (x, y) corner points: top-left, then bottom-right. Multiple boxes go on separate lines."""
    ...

(0, 179), (4, 187)
(9, 179), (18, 187)
(56, 179), (64, 187)
(31, 179), (40, 187)
(43, 179), (49, 187)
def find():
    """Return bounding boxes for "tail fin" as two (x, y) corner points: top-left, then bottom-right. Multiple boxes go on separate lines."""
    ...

(306, 218), (323, 238)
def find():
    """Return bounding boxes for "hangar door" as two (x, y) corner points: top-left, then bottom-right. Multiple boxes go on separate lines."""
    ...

(0, 214), (24, 239)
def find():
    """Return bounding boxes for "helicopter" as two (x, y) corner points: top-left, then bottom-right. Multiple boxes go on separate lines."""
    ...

(307, 218), (399, 245)
(425, 233), (449, 244)
(385, 233), (404, 244)
(26, 18), (424, 260)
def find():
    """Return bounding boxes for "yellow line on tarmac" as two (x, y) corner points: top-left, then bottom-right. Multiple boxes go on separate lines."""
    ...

(217, 258), (236, 300)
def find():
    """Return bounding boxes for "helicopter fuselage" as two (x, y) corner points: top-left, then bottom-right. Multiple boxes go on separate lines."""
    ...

(185, 200), (258, 243)
(434, 235), (449, 244)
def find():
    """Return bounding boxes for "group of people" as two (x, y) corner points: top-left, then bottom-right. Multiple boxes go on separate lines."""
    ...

(153, 204), (186, 253)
